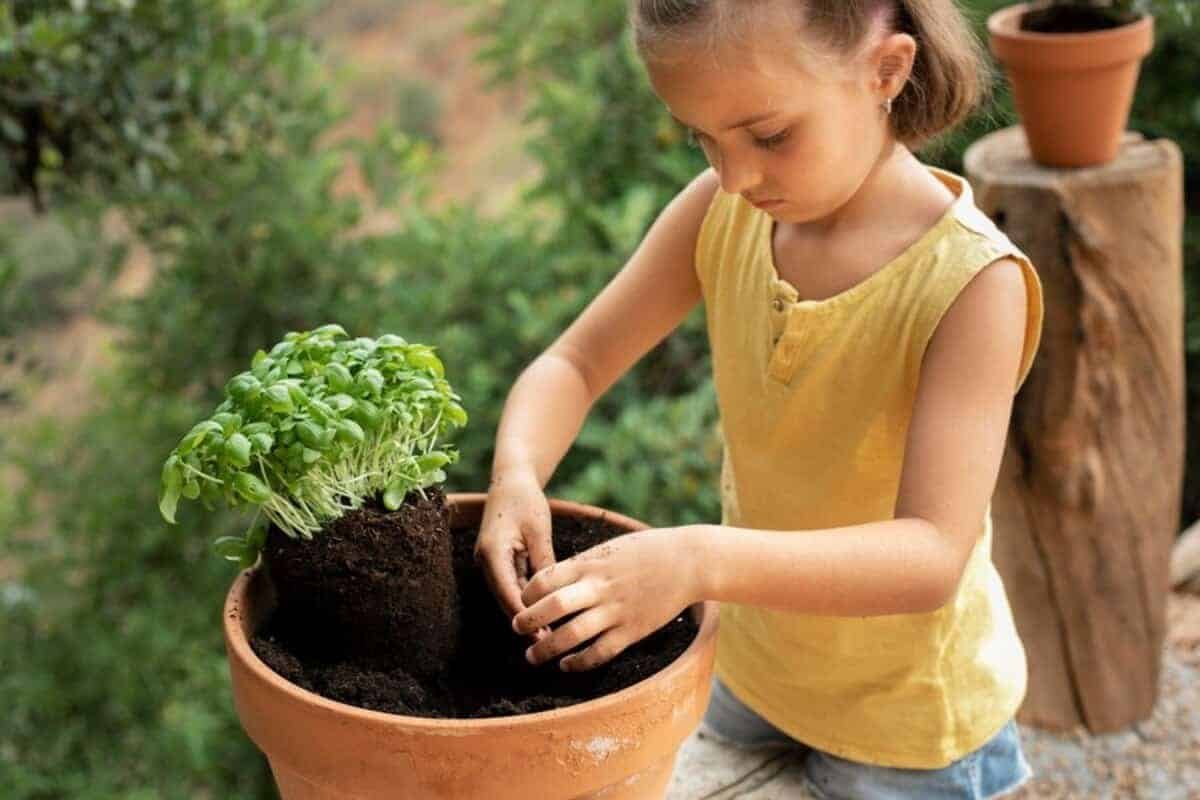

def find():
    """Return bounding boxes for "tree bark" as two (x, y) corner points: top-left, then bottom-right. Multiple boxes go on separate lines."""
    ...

(1170, 519), (1200, 592)
(964, 126), (1186, 733)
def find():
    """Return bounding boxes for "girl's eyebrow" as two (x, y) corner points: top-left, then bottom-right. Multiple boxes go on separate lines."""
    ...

(670, 110), (781, 134)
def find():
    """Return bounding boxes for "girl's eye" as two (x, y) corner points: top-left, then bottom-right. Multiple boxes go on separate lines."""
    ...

(755, 129), (791, 150)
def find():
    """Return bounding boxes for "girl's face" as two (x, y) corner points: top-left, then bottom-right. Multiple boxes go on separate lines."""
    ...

(646, 23), (898, 225)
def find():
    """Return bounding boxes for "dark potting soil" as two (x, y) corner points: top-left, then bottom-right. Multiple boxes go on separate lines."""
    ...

(1020, 5), (1133, 34)
(258, 486), (459, 680)
(251, 492), (699, 718)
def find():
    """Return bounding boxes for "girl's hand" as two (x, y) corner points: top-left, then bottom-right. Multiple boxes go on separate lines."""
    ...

(512, 527), (703, 672)
(474, 470), (555, 626)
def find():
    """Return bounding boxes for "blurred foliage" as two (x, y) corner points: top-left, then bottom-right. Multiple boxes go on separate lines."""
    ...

(394, 78), (443, 146)
(0, 0), (323, 212)
(1, 386), (273, 797)
(0, 210), (125, 336)
(0, 0), (1197, 796)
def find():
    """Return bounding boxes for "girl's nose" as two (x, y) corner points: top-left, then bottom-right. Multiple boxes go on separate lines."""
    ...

(717, 157), (763, 198)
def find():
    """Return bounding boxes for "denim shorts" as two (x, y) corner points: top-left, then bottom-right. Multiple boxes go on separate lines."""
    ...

(700, 677), (1034, 800)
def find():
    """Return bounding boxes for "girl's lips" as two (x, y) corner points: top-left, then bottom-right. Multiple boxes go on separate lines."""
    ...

(751, 198), (784, 209)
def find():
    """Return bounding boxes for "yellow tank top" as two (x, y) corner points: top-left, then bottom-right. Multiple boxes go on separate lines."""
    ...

(695, 164), (1045, 769)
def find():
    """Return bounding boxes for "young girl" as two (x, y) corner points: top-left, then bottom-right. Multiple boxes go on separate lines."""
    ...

(476, 1), (1043, 797)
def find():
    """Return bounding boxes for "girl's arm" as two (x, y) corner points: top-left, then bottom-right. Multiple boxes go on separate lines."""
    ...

(515, 256), (1031, 669)
(476, 168), (720, 616)
(493, 167), (719, 484)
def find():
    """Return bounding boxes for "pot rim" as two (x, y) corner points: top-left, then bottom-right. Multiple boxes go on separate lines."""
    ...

(223, 491), (720, 730)
(987, 2), (1153, 43)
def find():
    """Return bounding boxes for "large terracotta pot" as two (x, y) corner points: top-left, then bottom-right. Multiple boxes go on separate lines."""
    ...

(987, 2), (1154, 168)
(223, 492), (719, 799)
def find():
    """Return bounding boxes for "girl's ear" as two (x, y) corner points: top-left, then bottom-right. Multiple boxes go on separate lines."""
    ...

(874, 32), (916, 98)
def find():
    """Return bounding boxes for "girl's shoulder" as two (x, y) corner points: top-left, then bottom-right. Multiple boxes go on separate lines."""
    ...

(928, 166), (1020, 257)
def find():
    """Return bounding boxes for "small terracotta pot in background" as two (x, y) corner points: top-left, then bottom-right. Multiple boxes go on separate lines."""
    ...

(987, 3), (1154, 168)
(223, 492), (719, 800)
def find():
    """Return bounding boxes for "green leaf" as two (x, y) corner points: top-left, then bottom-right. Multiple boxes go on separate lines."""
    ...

(377, 333), (407, 348)
(249, 432), (274, 452)
(225, 373), (261, 402)
(159, 456), (183, 523)
(213, 537), (248, 563)
(444, 402), (468, 427)
(407, 349), (444, 378)
(319, 426), (336, 448)
(264, 384), (294, 412)
(383, 480), (411, 510)
(159, 479), (181, 525)
(408, 376), (435, 391)
(308, 398), (335, 424)
(325, 362), (354, 392)
(358, 368), (385, 396)
(285, 382), (308, 407)
(351, 398), (382, 429)
(313, 323), (348, 339)
(419, 469), (446, 487)
(296, 421), (325, 449)
(225, 433), (252, 467)
(302, 447), (322, 464)
(212, 412), (243, 436)
(326, 393), (355, 412)
(178, 420), (221, 455)
(336, 419), (365, 444)
(417, 452), (451, 472)
(233, 472), (272, 504)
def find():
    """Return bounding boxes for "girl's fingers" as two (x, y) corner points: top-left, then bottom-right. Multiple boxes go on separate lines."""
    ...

(514, 549), (531, 591)
(560, 630), (631, 672)
(524, 607), (612, 666)
(520, 557), (581, 608)
(524, 518), (556, 574)
(514, 579), (596, 635)
(477, 540), (526, 620)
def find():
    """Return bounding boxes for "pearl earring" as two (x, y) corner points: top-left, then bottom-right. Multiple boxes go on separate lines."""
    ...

(882, 96), (893, 114)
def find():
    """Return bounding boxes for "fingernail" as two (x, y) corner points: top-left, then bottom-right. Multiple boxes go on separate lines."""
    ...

(559, 659), (570, 672)
(511, 616), (520, 633)
(525, 647), (535, 664)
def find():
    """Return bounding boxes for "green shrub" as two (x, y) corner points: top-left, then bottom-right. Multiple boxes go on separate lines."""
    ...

(0, 0), (324, 212)
(394, 79), (443, 145)
(1, 382), (275, 797)
(3, 1), (1198, 797)
(0, 210), (124, 337)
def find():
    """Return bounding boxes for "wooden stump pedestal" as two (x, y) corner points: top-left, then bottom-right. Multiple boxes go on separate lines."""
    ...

(965, 126), (1186, 733)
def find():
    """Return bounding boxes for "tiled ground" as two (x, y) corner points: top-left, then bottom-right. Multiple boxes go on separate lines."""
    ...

(666, 645), (1200, 799)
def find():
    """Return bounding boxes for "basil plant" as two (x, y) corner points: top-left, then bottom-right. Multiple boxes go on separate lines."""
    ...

(158, 324), (468, 567)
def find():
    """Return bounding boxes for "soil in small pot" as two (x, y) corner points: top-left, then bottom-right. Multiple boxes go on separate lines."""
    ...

(259, 486), (460, 680)
(251, 497), (699, 718)
(1020, 5), (1137, 33)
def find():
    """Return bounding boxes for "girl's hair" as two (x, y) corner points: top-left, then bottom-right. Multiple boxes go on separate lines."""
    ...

(629, 0), (997, 153)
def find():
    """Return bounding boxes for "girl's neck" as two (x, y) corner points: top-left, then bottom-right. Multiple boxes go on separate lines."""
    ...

(785, 142), (947, 245)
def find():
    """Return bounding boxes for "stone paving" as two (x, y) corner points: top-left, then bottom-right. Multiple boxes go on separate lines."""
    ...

(666, 644), (1200, 799)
